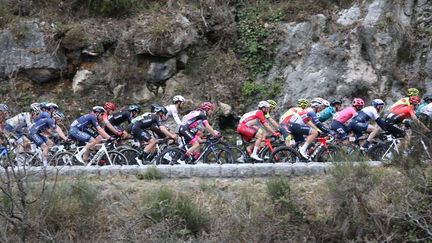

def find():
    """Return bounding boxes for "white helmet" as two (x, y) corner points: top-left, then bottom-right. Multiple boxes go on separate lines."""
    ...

(258, 101), (270, 108)
(30, 103), (41, 113)
(173, 95), (185, 103)
(311, 98), (329, 108)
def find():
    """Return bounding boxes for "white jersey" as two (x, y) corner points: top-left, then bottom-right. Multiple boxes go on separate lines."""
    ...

(353, 106), (380, 122)
(6, 112), (32, 131)
(420, 103), (432, 117)
(165, 104), (182, 125)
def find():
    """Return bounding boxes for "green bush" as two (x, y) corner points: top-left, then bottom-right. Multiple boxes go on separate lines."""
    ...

(137, 166), (162, 180)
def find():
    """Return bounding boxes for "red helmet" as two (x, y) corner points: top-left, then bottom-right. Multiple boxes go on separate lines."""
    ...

(199, 102), (215, 111)
(409, 96), (421, 105)
(103, 102), (116, 111)
(351, 98), (365, 107)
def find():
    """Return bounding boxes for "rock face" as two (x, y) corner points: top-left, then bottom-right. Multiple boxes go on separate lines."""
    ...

(269, 0), (432, 108)
(0, 20), (66, 82)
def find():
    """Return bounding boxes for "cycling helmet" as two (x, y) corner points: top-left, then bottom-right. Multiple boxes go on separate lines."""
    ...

(128, 104), (141, 113)
(103, 102), (116, 111)
(409, 96), (421, 105)
(407, 88), (420, 97)
(92, 106), (106, 114)
(258, 101), (270, 109)
(153, 105), (168, 115)
(172, 95), (185, 103)
(372, 99), (385, 107)
(330, 98), (342, 106)
(52, 110), (65, 120)
(46, 102), (59, 110)
(267, 100), (277, 109)
(423, 94), (432, 102)
(0, 104), (8, 112)
(30, 103), (41, 113)
(351, 98), (365, 107)
(297, 99), (310, 109)
(311, 98), (329, 108)
(199, 102), (215, 111)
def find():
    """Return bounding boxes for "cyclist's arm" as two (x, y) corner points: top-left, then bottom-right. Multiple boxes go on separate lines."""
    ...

(266, 116), (279, 129)
(203, 120), (219, 136)
(172, 110), (182, 125)
(309, 112), (330, 133)
(159, 125), (177, 139)
(96, 126), (111, 139)
(104, 117), (121, 135)
(54, 126), (68, 141)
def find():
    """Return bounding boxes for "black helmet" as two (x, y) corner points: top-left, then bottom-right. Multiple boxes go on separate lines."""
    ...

(330, 98), (342, 106)
(153, 105), (167, 115)
(423, 94), (432, 102)
(128, 104), (141, 113)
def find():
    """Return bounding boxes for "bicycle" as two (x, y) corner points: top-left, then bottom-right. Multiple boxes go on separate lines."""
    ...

(117, 137), (176, 166)
(270, 135), (337, 163)
(156, 135), (233, 165)
(224, 135), (283, 163)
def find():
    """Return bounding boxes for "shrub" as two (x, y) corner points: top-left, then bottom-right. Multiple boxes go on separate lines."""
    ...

(137, 166), (162, 180)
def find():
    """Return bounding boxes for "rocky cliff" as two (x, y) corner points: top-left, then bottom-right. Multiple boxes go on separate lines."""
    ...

(0, 0), (431, 121)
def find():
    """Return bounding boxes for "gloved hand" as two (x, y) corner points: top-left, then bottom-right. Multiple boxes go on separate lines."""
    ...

(117, 131), (124, 137)
(108, 136), (116, 142)
(213, 130), (221, 137)
(272, 132), (281, 137)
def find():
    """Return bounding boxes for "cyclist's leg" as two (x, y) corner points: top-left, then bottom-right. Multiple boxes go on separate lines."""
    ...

(69, 127), (93, 162)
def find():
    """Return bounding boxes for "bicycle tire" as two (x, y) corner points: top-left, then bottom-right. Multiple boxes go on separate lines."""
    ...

(117, 148), (141, 165)
(107, 151), (128, 165)
(225, 145), (248, 163)
(269, 146), (301, 163)
(203, 146), (233, 164)
(49, 151), (75, 166)
(367, 141), (393, 161)
(156, 147), (185, 165)
(316, 145), (339, 162)
(20, 152), (43, 167)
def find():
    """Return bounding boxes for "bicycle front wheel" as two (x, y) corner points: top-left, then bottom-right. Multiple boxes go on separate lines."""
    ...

(49, 151), (76, 166)
(270, 146), (301, 163)
(156, 147), (185, 165)
(203, 146), (233, 164)
(98, 151), (128, 166)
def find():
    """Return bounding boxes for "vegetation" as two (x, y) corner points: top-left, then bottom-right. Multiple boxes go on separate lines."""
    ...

(137, 166), (162, 180)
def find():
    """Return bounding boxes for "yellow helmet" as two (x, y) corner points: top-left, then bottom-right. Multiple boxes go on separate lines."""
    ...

(267, 100), (277, 109)
(407, 88), (420, 97)
(297, 98), (310, 109)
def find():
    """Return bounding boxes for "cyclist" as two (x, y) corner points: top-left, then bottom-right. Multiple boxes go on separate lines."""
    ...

(70, 106), (112, 165)
(385, 96), (428, 137)
(416, 95), (432, 117)
(35, 102), (59, 121)
(279, 99), (310, 146)
(266, 100), (280, 129)
(166, 95), (186, 125)
(237, 101), (279, 161)
(288, 98), (332, 159)
(349, 99), (387, 149)
(28, 110), (69, 167)
(4, 103), (39, 140)
(104, 104), (140, 137)
(389, 87), (420, 110)
(130, 105), (177, 161)
(179, 102), (220, 162)
(418, 95), (432, 125)
(331, 98), (364, 142)
(100, 102), (120, 136)
(318, 98), (343, 122)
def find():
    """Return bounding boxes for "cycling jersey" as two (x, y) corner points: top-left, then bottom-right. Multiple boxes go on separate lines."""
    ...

(420, 103), (432, 117)
(334, 107), (357, 124)
(349, 106), (386, 139)
(5, 112), (32, 134)
(131, 114), (162, 141)
(318, 106), (335, 122)
(34, 111), (50, 122)
(389, 97), (410, 110)
(165, 104), (182, 125)
(289, 108), (330, 133)
(239, 110), (266, 126)
(415, 102), (427, 117)
(279, 107), (302, 125)
(70, 114), (100, 130)
(179, 110), (208, 144)
(28, 118), (56, 146)
(387, 104), (415, 124)
(108, 111), (132, 126)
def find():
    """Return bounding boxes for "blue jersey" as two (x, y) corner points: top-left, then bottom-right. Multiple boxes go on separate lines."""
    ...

(29, 117), (56, 133)
(34, 111), (51, 122)
(318, 107), (335, 122)
(70, 114), (100, 130)
(416, 102), (427, 117)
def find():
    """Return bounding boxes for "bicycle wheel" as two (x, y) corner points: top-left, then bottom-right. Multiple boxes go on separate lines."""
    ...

(118, 148), (141, 165)
(19, 152), (43, 167)
(203, 146), (233, 164)
(108, 151), (128, 165)
(225, 145), (248, 163)
(259, 147), (272, 162)
(270, 146), (301, 163)
(49, 151), (75, 166)
(367, 141), (393, 161)
(316, 145), (339, 162)
(156, 147), (185, 165)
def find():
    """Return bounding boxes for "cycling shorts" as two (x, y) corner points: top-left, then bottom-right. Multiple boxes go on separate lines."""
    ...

(179, 125), (198, 145)
(69, 127), (92, 143)
(349, 120), (368, 139)
(236, 123), (258, 142)
(330, 120), (350, 141)
(29, 132), (48, 146)
(131, 127), (151, 142)
(288, 123), (311, 143)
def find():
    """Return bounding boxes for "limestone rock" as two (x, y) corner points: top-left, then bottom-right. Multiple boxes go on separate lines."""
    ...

(72, 69), (93, 93)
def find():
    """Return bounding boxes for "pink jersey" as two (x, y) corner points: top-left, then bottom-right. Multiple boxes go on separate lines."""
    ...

(334, 107), (357, 124)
